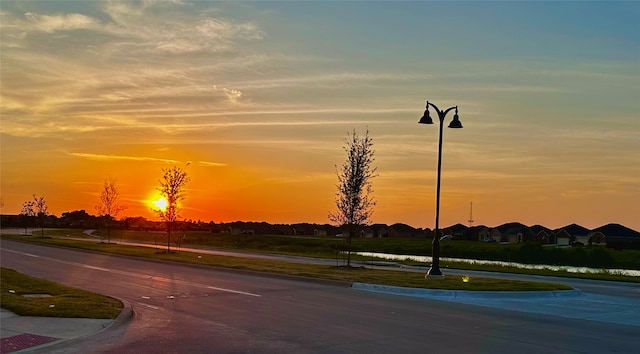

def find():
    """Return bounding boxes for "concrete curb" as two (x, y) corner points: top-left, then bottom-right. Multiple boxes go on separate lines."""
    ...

(103, 298), (134, 331)
(351, 282), (583, 299)
(22, 299), (134, 353)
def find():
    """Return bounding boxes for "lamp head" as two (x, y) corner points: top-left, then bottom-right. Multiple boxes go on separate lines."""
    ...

(448, 107), (463, 128)
(418, 102), (433, 124)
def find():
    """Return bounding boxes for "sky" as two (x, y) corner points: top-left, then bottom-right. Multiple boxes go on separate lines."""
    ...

(1, 1), (639, 231)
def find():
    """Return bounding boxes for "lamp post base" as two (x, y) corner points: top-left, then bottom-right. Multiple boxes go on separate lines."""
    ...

(425, 267), (444, 279)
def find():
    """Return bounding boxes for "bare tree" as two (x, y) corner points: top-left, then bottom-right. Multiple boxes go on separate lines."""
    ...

(155, 166), (191, 253)
(329, 129), (377, 267)
(32, 194), (48, 237)
(20, 200), (35, 235)
(95, 177), (127, 243)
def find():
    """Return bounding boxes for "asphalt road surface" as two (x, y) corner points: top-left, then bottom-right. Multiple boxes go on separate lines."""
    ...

(1, 239), (638, 353)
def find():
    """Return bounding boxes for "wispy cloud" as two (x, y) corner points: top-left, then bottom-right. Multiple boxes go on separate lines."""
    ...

(0, 1), (265, 114)
(24, 12), (99, 32)
(222, 88), (243, 104)
(69, 152), (181, 164)
(195, 161), (227, 167)
(68, 152), (226, 167)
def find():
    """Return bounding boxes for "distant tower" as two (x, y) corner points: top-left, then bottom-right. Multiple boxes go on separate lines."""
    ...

(468, 202), (474, 227)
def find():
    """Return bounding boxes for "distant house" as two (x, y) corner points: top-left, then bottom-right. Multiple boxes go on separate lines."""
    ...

(476, 226), (490, 241)
(498, 222), (535, 243)
(388, 223), (421, 238)
(530, 225), (553, 244)
(361, 226), (374, 238)
(554, 224), (590, 245)
(537, 229), (554, 244)
(446, 223), (469, 240)
(594, 223), (640, 249)
(555, 229), (572, 246)
(490, 228), (502, 242)
(292, 223), (316, 236)
(505, 229), (522, 243)
(371, 224), (390, 238)
(587, 231), (606, 246)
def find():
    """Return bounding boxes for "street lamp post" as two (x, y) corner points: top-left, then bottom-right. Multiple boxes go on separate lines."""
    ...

(418, 100), (463, 277)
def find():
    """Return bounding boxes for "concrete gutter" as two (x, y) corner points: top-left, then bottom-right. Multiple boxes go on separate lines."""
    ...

(351, 282), (583, 299)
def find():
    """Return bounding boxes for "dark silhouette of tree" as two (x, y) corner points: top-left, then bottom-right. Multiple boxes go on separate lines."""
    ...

(155, 166), (190, 253)
(329, 129), (377, 267)
(20, 200), (35, 235)
(61, 210), (99, 228)
(32, 194), (48, 237)
(95, 177), (127, 243)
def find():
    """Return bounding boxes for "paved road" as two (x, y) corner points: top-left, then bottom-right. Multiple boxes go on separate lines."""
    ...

(1, 239), (638, 353)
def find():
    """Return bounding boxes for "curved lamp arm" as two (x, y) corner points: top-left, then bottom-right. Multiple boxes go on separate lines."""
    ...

(426, 101), (457, 121)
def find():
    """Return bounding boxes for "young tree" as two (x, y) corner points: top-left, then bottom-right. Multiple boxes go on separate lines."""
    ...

(20, 200), (36, 235)
(95, 177), (127, 243)
(155, 166), (191, 253)
(32, 194), (48, 237)
(329, 129), (377, 267)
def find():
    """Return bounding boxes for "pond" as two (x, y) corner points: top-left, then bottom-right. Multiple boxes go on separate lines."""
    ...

(354, 251), (640, 277)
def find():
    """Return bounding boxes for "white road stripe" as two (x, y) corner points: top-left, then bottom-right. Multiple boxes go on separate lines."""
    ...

(207, 286), (261, 297)
(84, 265), (109, 271)
(138, 303), (159, 310)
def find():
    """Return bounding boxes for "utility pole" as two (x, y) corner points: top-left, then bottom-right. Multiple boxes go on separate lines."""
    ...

(468, 202), (474, 227)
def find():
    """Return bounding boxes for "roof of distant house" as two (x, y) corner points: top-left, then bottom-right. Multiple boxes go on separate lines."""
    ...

(593, 223), (640, 238)
(555, 223), (591, 236)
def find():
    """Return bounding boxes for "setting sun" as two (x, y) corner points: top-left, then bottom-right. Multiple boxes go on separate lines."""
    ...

(153, 198), (168, 211)
(146, 192), (168, 212)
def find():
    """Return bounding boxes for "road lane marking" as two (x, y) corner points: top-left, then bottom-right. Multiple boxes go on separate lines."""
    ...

(84, 265), (109, 271)
(138, 303), (159, 310)
(207, 286), (261, 297)
(4, 248), (261, 298)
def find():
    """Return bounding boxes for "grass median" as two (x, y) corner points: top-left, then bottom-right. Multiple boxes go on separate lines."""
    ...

(1, 267), (123, 319)
(2, 234), (572, 291)
(34, 229), (640, 282)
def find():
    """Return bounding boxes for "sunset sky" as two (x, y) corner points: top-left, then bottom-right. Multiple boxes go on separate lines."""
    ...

(1, 1), (638, 231)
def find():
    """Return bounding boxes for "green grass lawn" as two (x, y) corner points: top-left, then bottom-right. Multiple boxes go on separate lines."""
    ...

(102, 229), (640, 270)
(1, 267), (123, 319)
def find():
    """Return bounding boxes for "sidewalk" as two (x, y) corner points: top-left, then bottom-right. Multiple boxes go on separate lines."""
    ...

(0, 306), (132, 353)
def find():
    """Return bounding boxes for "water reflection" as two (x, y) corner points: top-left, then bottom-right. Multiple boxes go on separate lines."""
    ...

(355, 251), (640, 277)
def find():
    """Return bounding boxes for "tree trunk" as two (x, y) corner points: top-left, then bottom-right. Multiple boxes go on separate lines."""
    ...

(167, 222), (172, 253)
(347, 223), (354, 267)
(106, 216), (111, 244)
